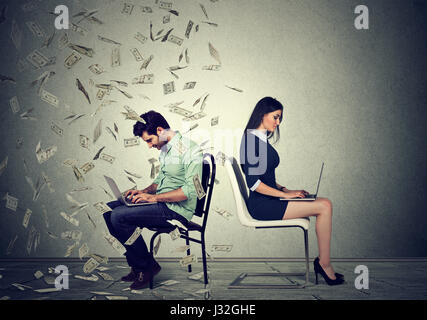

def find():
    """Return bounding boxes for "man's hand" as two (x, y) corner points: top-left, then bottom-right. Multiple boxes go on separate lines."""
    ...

(131, 193), (157, 203)
(125, 189), (142, 198)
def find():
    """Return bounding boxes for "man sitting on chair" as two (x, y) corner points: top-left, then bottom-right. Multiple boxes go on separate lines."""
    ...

(103, 110), (203, 290)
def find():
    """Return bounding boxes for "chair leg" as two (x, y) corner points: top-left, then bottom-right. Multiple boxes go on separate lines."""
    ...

(201, 233), (208, 285)
(303, 229), (309, 286)
(149, 232), (160, 290)
(185, 230), (192, 273)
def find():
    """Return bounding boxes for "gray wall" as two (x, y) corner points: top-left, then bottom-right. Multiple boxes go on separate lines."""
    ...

(0, 0), (426, 259)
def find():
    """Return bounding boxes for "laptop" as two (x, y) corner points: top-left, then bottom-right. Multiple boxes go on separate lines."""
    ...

(280, 162), (324, 201)
(104, 175), (157, 207)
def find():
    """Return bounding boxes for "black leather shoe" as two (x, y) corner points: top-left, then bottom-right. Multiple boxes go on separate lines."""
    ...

(314, 257), (344, 286)
(121, 268), (137, 282)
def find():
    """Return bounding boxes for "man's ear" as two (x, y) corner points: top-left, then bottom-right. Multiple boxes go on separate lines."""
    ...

(157, 127), (167, 141)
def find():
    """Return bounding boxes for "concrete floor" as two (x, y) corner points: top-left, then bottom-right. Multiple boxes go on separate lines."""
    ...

(0, 259), (426, 300)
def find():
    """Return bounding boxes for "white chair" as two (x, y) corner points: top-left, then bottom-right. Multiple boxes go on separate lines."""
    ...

(224, 156), (310, 288)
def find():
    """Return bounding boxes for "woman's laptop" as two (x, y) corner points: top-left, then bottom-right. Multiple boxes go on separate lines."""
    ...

(104, 175), (157, 206)
(280, 163), (324, 201)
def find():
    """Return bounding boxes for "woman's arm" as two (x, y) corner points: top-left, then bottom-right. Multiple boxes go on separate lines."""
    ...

(256, 182), (288, 198)
(275, 182), (289, 192)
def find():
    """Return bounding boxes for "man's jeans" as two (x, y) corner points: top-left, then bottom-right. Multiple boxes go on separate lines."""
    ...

(104, 199), (188, 272)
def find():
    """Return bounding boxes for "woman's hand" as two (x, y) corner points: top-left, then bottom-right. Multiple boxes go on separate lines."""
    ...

(281, 190), (308, 199)
(132, 193), (157, 203)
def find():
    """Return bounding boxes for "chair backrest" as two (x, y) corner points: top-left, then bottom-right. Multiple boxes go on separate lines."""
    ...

(224, 156), (256, 227)
(194, 154), (216, 229)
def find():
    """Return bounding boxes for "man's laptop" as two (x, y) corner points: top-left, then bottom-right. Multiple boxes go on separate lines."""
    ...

(280, 162), (324, 201)
(104, 175), (157, 207)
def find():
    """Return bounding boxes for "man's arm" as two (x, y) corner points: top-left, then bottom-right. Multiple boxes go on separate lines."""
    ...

(154, 188), (187, 202)
(142, 183), (158, 194)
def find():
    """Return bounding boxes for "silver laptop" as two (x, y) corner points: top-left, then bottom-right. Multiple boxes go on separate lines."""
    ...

(280, 162), (324, 201)
(104, 175), (157, 207)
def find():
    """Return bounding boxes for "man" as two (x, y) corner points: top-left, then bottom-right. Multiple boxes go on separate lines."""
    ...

(103, 110), (203, 290)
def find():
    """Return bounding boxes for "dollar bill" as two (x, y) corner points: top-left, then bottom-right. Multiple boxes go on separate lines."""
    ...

(26, 49), (49, 69)
(168, 35), (183, 46)
(140, 54), (153, 69)
(202, 21), (219, 27)
(58, 32), (69, 49)
(88, 64), (104, 74)
(193, 174), (206, 200)
(61, 230), (82, 242)
(163, 81), (175, 95)
(98, 272), (114, 281)
(11, 20), (22, 50)
(79, 135), (89, 149)
(106, 127), (117, 140)
(104, 233), (126, 255)
(169, 227), (181, 241)
(26, 21), (45, 38)
(71, 23), (88, 36)
(34, 270), (44, 279)
(111, 47), (120, 67)
(124, 137), (140, 147)
(211, 244), (233, 252)
(125, 227), (142, 245)
(0, 156), (8, 176)
(26, 226), (37, 255)
(121, 3), (134, 15)
(225, 85), (243, 92)
(74, 274), (99, 282)
(100, 153), (115, 164)
(185, 20), (193, 39)
(163, 14), (170, 24)
(80, 162), (95, 174)
(76, 78), (91, 104)
(6, 235), (18, 255)
(93, 202), (111, 214)
(153, 236), (161, 255)
(22, 209), (32, 228)
(51, 122), (63, 136)
(93, 119), (102, 143)
(9, 96), (20, 114)
(135, 32), (148, 45)
(98, 35), (122, 46)
(40, 89), (59, 107)
(202, 64), (221, 71)
(35, 142), (57, 164)
(83, 257), (100, 274)
(213, 207), (232, 219)
(159, 1), (173, 10)
(168, 106), (193, 117)
(64, 51), (81, 69)
(132, 74), (154, 84)
(211, 116), (219, 126)
(183, 82), (196, 90)
(72, 165), (85, 183)
(68, 43), (94, 57)
(96, 89), (106, 100)
(141, 6), (153, 13)
(183, 111), (206, 122)
(79, 243), (89, 259)
(179, 254), (197, 267)
(60, 211), (79, 227)
(90, 253), (109, 265)
(93, 146), (105, 160)
(130, 48), (143, 61)
(114, 86), (133, 99)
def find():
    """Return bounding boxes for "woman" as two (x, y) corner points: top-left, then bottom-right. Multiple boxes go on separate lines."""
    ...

(239, 97), (344, 285)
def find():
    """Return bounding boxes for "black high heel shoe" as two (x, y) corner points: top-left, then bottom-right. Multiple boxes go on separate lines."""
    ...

(313, 257), (344, 286)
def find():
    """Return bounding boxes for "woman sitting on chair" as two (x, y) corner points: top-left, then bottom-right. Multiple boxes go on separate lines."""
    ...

(239, 96), (344, 286)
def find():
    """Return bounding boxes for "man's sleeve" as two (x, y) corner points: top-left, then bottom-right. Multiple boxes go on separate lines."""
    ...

(181, 143), (203, 200)
(152, 169), (164, 186)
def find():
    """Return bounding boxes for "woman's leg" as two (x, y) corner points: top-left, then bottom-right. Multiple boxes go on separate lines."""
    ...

(282, 197), (337, 279)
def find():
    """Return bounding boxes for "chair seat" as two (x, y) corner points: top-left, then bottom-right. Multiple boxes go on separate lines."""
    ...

(148, 220), (203, 233)
(244, 217), (310, 230)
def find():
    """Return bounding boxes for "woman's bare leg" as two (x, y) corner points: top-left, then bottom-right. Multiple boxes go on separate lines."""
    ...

(282, 197), (336, 279)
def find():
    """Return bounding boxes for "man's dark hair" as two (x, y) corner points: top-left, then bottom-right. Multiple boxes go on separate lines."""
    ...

(133, 111), (170, 137)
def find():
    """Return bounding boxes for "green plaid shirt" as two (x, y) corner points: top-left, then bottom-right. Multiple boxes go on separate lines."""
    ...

(153, 131), (203, 221)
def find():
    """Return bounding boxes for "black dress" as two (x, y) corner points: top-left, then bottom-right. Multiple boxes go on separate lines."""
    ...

(240, 131), (288, 220)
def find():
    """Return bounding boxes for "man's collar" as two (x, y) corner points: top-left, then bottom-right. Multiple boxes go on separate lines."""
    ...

(160, 130), (181, 153)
